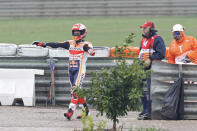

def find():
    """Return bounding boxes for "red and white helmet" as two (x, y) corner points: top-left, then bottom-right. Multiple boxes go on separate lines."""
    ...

(72, 23), (87, 41)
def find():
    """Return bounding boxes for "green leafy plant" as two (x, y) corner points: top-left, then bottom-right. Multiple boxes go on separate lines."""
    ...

(79, 110), (106, 131)
(124, 32), (135, 45)
(115, 33), (136, 59)
(76, 32), (147, 131)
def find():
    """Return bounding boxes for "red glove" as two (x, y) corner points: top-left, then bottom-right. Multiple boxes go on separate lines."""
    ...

(88, 49), (95, 56)
(32, 41), (45, 47)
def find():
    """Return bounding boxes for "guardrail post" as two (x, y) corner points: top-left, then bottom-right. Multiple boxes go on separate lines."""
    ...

(178, 64), (183, 78)
(46, 57), (58, 106)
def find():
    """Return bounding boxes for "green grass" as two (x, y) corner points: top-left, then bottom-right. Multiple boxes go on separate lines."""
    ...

(0, 16), (196, 47)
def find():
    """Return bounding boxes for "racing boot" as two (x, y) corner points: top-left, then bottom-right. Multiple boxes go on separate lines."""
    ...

(64, 108), (74, 120)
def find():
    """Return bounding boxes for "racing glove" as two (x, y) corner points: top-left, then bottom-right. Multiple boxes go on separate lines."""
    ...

(32, 41), (45, 47)
(88, 48), (95, 56)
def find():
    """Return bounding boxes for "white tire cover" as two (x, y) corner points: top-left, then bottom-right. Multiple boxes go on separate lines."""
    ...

(89, 46), (110, 57)
(0, 43), (17, 56)
(49, 48), (69, 57)
(17, 44), (48, 57)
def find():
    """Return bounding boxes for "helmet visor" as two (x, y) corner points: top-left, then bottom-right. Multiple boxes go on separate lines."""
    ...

(72, 30), (85, 36)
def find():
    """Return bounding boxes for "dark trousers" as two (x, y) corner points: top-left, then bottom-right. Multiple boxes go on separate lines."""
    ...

(141, 77), (151, 115)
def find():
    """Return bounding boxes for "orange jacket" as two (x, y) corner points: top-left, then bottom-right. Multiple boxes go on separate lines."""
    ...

(168, 35), (197, 64)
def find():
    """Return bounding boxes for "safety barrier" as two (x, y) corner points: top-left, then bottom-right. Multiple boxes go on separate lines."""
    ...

(0, 43), (110, 58)
(110, 47), (140, 58)
(0, 43), (17, 56)
(0, 56), (197, 119)
(0, 69), (44, 106)
(0, 43), (170, 59)
(17, 44), (49, 57)
(49, 48), (68, 58)
(151, 62), (197, 120)
(0, 57), (116, 106)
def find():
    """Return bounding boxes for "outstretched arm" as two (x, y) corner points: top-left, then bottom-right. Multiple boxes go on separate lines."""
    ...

(33, 41), (70, 50)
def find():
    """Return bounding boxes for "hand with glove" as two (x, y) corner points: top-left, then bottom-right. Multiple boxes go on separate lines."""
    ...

(88, 48), (95, 56)
(144, 58), (152, 70)
(145, 58), (151, 65)
(181, 56), (191, 63)
(32, 41), (45, 47)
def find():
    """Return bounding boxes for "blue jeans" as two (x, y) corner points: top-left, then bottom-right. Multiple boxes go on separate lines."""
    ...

(141, 77), (151, 115)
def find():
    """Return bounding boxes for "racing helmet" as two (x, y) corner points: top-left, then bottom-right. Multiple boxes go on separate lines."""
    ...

(72, 23), (87, 41)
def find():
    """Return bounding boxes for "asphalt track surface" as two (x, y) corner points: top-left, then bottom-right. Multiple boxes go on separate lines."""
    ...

(0, 106), (197, 131)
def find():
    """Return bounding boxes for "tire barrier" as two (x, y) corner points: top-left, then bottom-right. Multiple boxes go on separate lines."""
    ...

(49, 48), (69, 57)
(0, 43), (17, 56)
(0, 43), (170, 59)
(89, 46), (110, 57)
(110, 46), (140, 58)
(17, 44), (49, 57)
(110, 46), (170, 59)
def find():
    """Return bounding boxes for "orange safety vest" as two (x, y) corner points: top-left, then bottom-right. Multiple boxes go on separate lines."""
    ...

(168, 35), (197, 64)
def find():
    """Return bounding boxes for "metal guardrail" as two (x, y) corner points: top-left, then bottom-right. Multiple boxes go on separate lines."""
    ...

(1, 57), (197, 119)
(0, 57), (116, 106)
(151, 62), (197, 120)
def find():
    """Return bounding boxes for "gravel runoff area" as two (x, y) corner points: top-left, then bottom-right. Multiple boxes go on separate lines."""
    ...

(0, 106), (197, 131)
